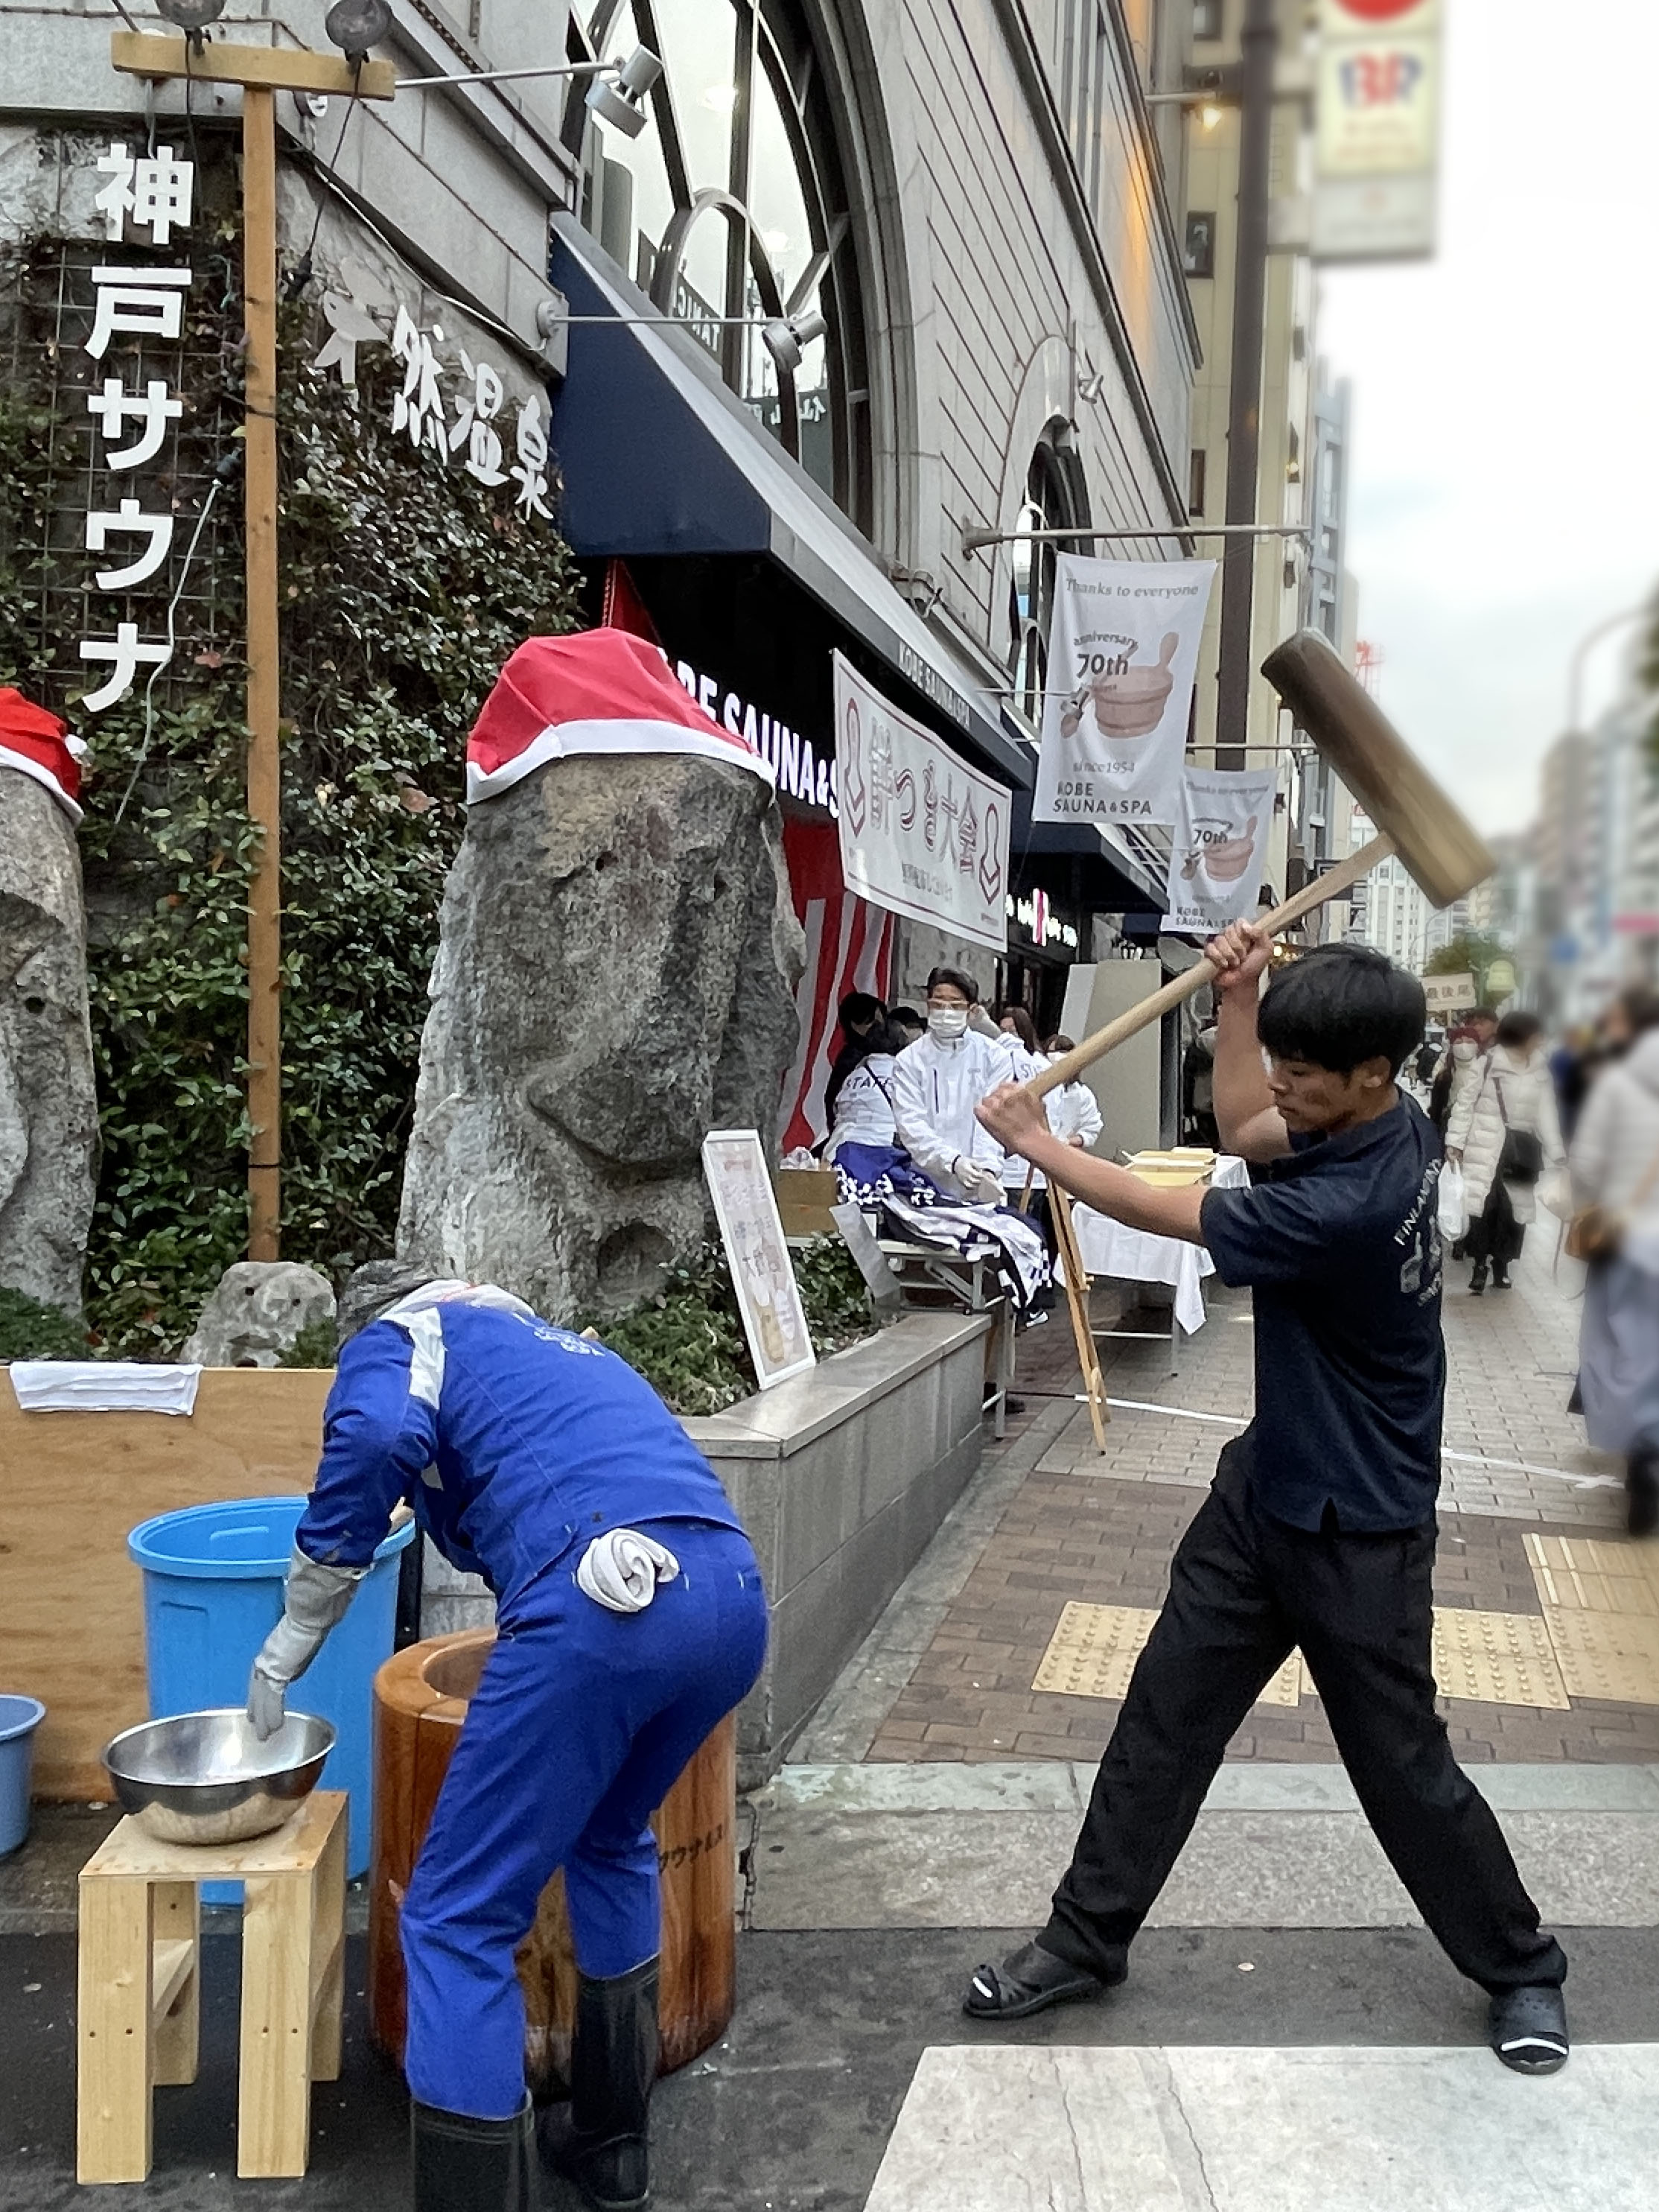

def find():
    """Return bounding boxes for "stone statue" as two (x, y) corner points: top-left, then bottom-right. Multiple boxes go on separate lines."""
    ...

(0, 702), (98, 1315)
(182, 1260), (337, 1367)
(398, 750), (804, 1318)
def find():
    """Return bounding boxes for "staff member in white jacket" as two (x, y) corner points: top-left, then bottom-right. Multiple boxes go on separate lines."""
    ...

(890, 966), (1008, 1204)
(1446, 1011), (1564, 1294)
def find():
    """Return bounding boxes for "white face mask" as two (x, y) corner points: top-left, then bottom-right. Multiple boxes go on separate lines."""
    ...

(1452, 1040), (1477, 1064)
(928, 1006), (969, 1041)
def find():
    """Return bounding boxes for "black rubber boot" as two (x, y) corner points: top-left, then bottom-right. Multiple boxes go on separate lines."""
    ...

(544, 1957), (659, 2212)
(1469, 1262), (1487, 1297)
(413, 2096), (537, 2211)
(1628, 1449), (1659, 1539)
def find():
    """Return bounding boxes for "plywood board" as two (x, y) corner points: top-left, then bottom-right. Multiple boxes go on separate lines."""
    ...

(1032, 1604), (1303, 1708)
(1526, 1534), (1659, 1618)
(1541, 1606), (1659, 1706)
(0, 1370), (333, 1798)
(1430, 1607), (1570, 1709)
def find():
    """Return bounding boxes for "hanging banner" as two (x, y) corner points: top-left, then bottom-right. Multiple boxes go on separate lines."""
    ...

(833, 651), (1009, 956)
(1032, 556), (1215, 829)
(1311, 0), (1441, 263)
(1162, 766), (1278, 935)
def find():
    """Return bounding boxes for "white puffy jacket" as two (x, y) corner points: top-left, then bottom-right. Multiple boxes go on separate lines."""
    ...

(1447, 1043), (1564, 1225)
(1570, 1031), (1659, 1260)
(890, 1029), (1007, 1195)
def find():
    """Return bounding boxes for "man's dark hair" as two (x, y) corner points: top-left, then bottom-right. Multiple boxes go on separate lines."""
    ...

(1468, 1007), (1499, 1030)
(889, 1004), (926, 1034)
(1257, 945), (1425, 1075)
(926, 964), (979, 1004)
(1494, 1009), (1544, 1051)
(838, 990), (884, 1031)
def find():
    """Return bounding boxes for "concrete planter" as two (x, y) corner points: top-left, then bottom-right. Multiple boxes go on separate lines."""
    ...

(684, 1310), (991, 1791)
(421, 1311), (993, 1790)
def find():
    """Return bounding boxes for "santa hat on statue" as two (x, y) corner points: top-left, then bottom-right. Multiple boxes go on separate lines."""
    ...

(465, 629), (774, 804)
(0, 687), (86, 824)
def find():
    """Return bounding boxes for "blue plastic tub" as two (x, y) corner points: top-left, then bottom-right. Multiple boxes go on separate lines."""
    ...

(128, 1498), (414, 1895)
(0, 1696), (45, 1857)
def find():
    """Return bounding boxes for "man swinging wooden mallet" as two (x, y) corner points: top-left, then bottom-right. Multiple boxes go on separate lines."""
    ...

(961, 632), (1570, 2076)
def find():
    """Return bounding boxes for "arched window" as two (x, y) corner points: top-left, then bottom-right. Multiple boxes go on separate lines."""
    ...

(564, 0), (870, 527)
(1009, 430), (1091, 727)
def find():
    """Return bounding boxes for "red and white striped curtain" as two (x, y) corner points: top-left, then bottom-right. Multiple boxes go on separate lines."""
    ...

(777, 817), (893, 1153)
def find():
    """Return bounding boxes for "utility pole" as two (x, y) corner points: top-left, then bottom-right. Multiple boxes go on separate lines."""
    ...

(111, 32), (395, 1257)
(1215, 0), (1277, 771)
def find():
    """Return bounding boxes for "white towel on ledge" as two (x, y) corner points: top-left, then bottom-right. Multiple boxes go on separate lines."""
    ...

(7, 1360), (203, 1415)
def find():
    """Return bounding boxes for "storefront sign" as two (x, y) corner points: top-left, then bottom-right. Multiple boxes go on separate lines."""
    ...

(1033, 556), (1214, 829)
(674, 659), (836, 818)
(833, 652), (1008, 955)
(1162, 767), (1277, 934)
(1005, 889), (1080, 953)
(1312, 0), (1441, 263)
(701, 1128), (817, 1390)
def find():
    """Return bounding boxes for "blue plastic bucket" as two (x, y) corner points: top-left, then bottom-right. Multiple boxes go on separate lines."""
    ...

(0, 1696), (45, 1857)
(128, 1498), (414, 1895)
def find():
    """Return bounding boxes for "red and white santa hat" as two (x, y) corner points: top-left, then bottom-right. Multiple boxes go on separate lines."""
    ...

(465, 628), (774, 804)
(0, 687), (86, 824)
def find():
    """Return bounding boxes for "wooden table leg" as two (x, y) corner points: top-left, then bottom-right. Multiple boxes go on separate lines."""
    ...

(77, 1875), (155, 2183)
(150, 1880), (200, 2088)
(238, 1872), (314, 2178)
(310, 1802), (346, 2084)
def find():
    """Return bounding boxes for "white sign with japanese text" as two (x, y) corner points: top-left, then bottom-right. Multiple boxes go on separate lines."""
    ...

(832, 652), (1009, 956)
(701, 1129), (817, 1391)
(1313, 0), (1441, 262)
(1162, 766), (1278, 935)
(1423, 973), (1476, 1015)
(1033, 556), (1215, 829)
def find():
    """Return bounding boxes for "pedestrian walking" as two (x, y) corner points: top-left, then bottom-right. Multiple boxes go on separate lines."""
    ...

(1446, 1011), (1564, 1294)
(1570, 1014), (1659, 1534)
(246, 1268), (768, 2212)
(962, 927), (1569, 2075)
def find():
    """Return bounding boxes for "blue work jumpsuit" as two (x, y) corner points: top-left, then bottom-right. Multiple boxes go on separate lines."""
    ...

(294, 1302), (768, 2119)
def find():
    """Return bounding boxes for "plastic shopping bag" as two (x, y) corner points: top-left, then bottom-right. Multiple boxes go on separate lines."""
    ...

(1437, 1163), (1466, 1242)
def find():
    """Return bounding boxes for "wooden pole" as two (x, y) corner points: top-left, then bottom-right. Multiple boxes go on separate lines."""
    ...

(242, 85), (282, 1259)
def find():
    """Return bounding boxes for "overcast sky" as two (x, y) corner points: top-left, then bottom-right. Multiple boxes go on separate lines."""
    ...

(1316, 0), (1659, 838)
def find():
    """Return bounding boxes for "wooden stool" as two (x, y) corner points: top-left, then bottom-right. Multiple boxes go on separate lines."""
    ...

(77, 1789), (347, 2184)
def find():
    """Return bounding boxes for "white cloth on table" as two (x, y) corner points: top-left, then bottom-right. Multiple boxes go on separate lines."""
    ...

(1068, 1162), (1248, 1335)
(7, 1360), (202, 1414)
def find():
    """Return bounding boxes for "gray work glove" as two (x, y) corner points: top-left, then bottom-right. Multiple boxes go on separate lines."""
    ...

(246, 1546), (367, 1741)
(954, 1154), (1005, 1208)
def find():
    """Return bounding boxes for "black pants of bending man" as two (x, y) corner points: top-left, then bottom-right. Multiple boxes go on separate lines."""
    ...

(1038, 1447), (1566, 1997)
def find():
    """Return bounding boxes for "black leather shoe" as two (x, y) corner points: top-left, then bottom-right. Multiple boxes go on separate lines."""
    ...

(544, 1957), (658, 2211)
(413, 2096), (536, 2211)
(964, 1939), (1112, 2021)
(1488, 1984), (1569, 2073)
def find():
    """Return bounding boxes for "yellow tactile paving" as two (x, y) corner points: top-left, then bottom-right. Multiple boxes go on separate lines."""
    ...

(1430, 1607), (1570, 1709)
(1524, 1534), (1659, 1618)
(1031, 1604), (1303, 1706)
(1539, 1605), (1659, 1705)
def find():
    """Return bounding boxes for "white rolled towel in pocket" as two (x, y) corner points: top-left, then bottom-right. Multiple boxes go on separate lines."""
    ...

(577, 1528), (682, 1614)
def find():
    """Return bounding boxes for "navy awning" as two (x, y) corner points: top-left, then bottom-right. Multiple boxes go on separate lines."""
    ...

(548, 214), (1030, 792)
(1007, 784), (1166, 914)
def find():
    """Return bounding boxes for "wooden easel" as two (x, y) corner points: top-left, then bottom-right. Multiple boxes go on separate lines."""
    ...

(1017, 1168), (1107, 1452)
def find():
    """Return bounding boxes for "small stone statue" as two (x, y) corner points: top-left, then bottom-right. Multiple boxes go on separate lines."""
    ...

(182, 1260), (337, 1367)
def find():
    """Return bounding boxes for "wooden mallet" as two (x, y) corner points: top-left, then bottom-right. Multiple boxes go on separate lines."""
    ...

(1028, 627), (1495, 1101)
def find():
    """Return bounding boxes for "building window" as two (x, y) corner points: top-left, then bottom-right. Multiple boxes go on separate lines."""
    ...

(1183, 212), (1215, 278)
(1188, 448), (1206, 516)
(1192, 0), (1223, 39)
(564, 0), (870, 527)
(1010, 430), (1090, 728)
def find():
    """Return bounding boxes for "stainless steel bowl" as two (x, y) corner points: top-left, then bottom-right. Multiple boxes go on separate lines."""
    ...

(102, 1709), (336, 1846)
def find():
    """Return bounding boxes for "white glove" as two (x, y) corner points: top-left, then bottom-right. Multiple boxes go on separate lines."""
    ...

(954, 1155), (1005, 1208)
(576, 1528), (681, 1614)
(246, 1546), (367, 1740)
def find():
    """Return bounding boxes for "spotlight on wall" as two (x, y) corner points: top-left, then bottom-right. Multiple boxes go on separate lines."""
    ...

(761, 308), (827, 377)
(155, 0), (226, 36)
(325, 0), (392, 64)
(585, 45), (663, 137)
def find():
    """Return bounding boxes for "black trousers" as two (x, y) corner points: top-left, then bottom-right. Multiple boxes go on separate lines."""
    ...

(1042, 1445), (1567, 1996)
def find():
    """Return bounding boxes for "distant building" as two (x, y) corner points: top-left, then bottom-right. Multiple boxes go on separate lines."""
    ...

(1351, 810), (1430, 973)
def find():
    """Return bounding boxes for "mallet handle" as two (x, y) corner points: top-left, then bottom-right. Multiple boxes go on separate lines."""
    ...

(1029, 832), (1396, 1099)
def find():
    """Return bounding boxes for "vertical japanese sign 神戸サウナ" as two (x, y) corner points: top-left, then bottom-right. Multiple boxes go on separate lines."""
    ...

(701, 1130), (817, 1391)
(1161, 766), (1279, 935)
(1032, 557), (1215, 830)
(832, 652), (1009, 956)
(77, 142), (198, 717)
